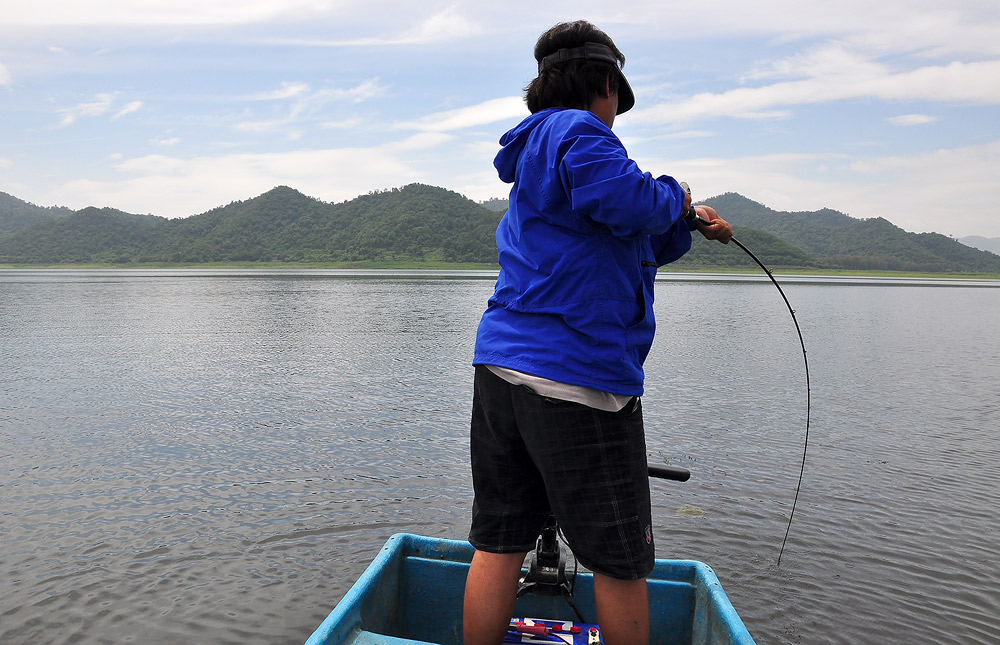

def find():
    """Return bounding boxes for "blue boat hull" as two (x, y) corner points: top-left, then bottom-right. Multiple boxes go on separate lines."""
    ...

(305, 534), (755, 645)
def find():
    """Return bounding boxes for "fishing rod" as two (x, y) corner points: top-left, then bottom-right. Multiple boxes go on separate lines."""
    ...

(682, 183), (811, 567)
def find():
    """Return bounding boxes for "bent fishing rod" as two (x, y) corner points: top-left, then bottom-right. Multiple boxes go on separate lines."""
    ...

(681, 183), (811, 567)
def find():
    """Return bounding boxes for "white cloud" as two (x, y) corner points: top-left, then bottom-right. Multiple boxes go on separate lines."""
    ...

(249, 82), (311, 101)
(743, 45), (885, 83)
(847, 140), (1000, 236)
(454, 170), (511, 203)
(6, 0), (1000, 240)
(635, 52), (1000, 124)
(396, 97), (526, 132)
(45, 143), (431, 218)
(236, 80), (385, 133)
(396, 5), (483, 44)
(636, 139), (1000, 238)
(248, 80), (384, 106)
(635, 151), (843, 212)
(608, 1), (1000, 57)
(152, 137), (181, 147)
(113, 100), (143, 120)
(662, 130), (717, 140)
(115, 155), (187, 175)
(316, 79), (386, 104)
(2, 0), (332, 26)
(321, 118), (365, 130)
(887, 114), (938, 126)
(57, 93), (143, 126)
(389, 132), (455, 151)
(262, 5), (485, 47)
(58, 93), (116, 127)
(236, 113), (303, 134)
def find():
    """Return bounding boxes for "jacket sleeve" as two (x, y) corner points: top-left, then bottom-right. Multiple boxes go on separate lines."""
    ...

(557, 116), (689, 238)
(651, 220), (693, 266)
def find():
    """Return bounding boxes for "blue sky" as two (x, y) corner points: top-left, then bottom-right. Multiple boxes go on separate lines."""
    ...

(2, 1), (998, 238)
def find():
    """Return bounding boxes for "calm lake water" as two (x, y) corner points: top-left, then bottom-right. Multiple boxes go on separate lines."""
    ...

(1, 269), (998, 645)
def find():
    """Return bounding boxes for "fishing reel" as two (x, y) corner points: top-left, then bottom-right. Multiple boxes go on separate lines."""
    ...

(515, 466), (693, 621)
(516, 515), (586, 621)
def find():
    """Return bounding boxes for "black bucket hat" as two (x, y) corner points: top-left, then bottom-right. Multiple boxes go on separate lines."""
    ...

(538, 42), (635, 114)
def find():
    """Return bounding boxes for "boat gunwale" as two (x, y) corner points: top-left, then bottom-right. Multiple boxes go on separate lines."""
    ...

(304, 533), (754, 645)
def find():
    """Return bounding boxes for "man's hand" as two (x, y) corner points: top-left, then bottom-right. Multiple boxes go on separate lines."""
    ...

(693, 205), (732, 244)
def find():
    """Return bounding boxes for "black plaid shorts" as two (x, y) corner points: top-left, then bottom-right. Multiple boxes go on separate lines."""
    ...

(468, 365), (655, 580)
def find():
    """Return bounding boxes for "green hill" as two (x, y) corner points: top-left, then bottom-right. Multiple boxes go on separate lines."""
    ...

(673, 225), (820, 270)
(702, 193), (1000, 273)
(155, 186), (341, 263)
(2, 185), (999, 274)
(0, 191), (74, 239)
(0, 184), (502, 265)
(0, 206), (166, 264)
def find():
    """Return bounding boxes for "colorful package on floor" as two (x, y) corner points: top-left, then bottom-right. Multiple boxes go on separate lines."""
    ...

(503, 617), (602, 644)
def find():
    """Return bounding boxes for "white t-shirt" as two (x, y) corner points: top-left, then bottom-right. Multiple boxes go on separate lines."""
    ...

(486, 365), (635, 412)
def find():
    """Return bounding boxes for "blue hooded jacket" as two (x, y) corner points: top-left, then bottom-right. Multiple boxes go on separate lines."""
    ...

(473, 108), (693, 396)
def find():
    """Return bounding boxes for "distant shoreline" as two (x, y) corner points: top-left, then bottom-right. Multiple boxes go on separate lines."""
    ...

(2, 261), (998, 280)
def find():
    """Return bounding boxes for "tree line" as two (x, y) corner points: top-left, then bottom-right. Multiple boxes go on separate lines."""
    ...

(2, 185), (998, 274)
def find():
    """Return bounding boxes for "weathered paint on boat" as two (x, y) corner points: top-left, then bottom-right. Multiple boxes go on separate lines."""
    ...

(305, 533), (755, 645)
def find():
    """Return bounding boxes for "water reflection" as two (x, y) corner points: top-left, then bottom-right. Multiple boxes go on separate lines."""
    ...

(1, 270), (998, 645)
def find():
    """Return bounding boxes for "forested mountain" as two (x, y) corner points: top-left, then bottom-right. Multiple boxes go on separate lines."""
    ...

(0, 191), (73, 239)
(0, 184), (501, 264)
(5, 207), (167, 264)
(699, 193), (1000, 273)
(1, 185), (999, 273)
(673, 225), (821, 270)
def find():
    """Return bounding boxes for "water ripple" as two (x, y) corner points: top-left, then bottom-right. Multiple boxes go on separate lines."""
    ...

(2, 272), (999, 644)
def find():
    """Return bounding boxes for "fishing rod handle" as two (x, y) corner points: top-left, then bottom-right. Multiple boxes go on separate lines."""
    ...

(648, 465), (691, 482)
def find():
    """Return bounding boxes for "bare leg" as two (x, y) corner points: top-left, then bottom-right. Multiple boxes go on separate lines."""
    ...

(593, 573), (649, 645)
(463, 549), (527, 645)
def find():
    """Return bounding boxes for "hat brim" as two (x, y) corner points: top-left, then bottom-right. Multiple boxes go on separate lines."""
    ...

(616, 71), (635, 115)
(538, 43), (636, 114)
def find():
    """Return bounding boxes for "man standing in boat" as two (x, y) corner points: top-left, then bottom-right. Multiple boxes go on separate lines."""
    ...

(464, 20), (732, 645)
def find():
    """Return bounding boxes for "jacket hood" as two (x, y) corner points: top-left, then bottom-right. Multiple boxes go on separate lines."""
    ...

(493, 108), (564, 184)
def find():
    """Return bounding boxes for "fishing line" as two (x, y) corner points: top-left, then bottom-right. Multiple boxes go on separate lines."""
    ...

(726, 234), (810, 567)
(683, 185), (810, 567)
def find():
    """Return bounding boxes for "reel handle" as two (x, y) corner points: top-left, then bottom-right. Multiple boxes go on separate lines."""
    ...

(648, 465), (691, 482)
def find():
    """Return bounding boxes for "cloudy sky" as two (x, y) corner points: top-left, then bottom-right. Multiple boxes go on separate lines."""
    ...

(2, 1), (998, 238)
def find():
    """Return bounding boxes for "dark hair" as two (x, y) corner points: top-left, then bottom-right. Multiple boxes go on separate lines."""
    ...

(525, 20), (625, 114)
